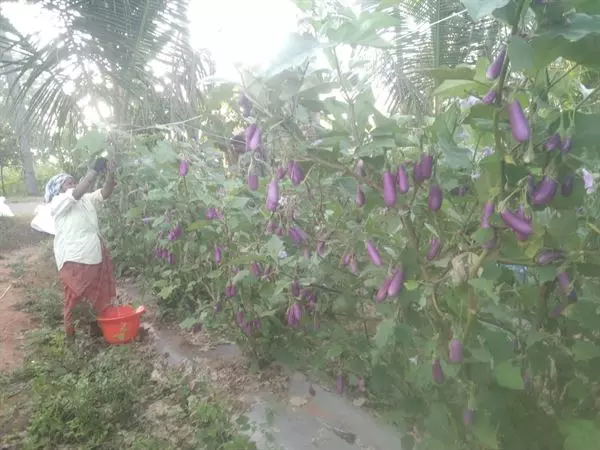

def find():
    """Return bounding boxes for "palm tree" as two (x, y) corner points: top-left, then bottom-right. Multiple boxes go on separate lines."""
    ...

(0, 0), (214, 174)
(359, 0), (505, 117)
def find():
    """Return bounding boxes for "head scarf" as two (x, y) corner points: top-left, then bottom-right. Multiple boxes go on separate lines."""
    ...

(44, 173), (74, 203)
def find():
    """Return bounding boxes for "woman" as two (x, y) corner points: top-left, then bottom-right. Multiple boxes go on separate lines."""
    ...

(45, 157), (118, 336)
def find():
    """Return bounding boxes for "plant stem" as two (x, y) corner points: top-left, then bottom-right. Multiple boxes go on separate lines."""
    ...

(574, 84), (600, 113)
(493, 0), (528, 195)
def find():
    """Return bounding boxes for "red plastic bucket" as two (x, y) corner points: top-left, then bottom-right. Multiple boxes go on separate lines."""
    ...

(96, 305), (145, 344)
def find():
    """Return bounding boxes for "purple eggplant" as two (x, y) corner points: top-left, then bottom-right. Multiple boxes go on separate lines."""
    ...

(448, 339), (463, 363)
(342, 253), (352, 266)
(556, 272), (572, 296)
(500, 209), (533, 236)
(507, 100), (530, 142)
(426, 237), (442, 261)
(481, 201), (495, 228)
(386, 269), (405, 297)
(286, 305), (299, 328)
(382, 171), (397, 206)
(483, 229), (498, 250)
(276, 166), (287, 180)
(239, 94), (252, 117)
(463, 409), (474, 426)
(365, 240), (383, 267)
(288, 161), (305, 186)
(535, 249), (564, 265)
(375, 276), (393, 302)
(451, 185), (469, 196)
(336, 374), (345, 394)
(356, 159), (365, 177)
(561, 136), (572, 153)
(292, 302), (302, 322)
(291, 279), (300, 297)
(235, 310), (245, 326)
(250, 262), (262, 278)
(482, 90), (497, 105)
(245, 124), (262, 151)
(531, 176), (557, 206)
(356, 186), (365, 207)
(179, 159), (189, 177)
(266, 179), (280, 212)
(214, 246), (223, 264)
(290, 226), (308, 243)
(420, 154), (433, 179)
(428, 185), (443, 212)
(561, 175), (574, 197)
(266, 220), (277, 233)
(486, 47), (506, 80)
(432, 358), (444, 384)
(413, 161), (425, 185)
(545, 133), (561, 151)
(316, 240), (325, 256)
(288, 227), (302, 244)
(349, 257), (359, 274)
(397, 165), (409, 193)
(225, 283), (237, 297)
(248, 173), (259, 191)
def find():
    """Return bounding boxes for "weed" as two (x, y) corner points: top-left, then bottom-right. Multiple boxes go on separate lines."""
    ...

(1, 257), (259, 450)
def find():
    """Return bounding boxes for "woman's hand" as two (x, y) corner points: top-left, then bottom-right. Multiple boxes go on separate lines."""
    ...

(107, 159), (117, 173)
(93, 157), (108, 173)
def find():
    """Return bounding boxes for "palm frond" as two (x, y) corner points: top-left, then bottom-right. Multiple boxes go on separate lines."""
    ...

(359, 0), (506, 115)
(1, 0), (216, 146)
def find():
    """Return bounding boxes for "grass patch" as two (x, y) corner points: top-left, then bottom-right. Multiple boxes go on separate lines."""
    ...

(0, 216), (51, 254)
(1, 260), (258, 450)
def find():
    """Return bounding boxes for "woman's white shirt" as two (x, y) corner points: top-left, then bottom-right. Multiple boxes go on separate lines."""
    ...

(49, 188), (105, 270)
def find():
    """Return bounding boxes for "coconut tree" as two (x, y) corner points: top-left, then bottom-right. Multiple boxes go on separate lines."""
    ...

(0, 0), (214, 158)
(358, 0), (505, 116)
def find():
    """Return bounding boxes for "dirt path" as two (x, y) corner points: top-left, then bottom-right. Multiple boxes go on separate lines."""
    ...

(0, 246), (45, 373)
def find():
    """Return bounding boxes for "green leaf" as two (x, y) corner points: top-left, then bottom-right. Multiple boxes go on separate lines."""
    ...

(153, 141), (178, 164)
(507, 35), (535, 71)
(74, 130), (107, 154)
(493, 360), (525, 390)
(471, 417), (500, 449)
(266, 235), (285, 261)
(571, 341), (600, 361)
(459, 0), (511, 20)
(373, 318), (395, 349)
(563, 420), (600, 450)
(179, 317), (198, 330)
(539, 13), (600, 42)
(469, 278), (499, 302)
(574, 113), (600, 149)
(157, 285), (176, 300)
(433, 80), (485, 98)
(263, 33), (323, 77)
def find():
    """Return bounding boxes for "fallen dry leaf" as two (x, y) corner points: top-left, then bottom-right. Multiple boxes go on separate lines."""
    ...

(289, 396), (308, 407)
(352, 397), (366, 407)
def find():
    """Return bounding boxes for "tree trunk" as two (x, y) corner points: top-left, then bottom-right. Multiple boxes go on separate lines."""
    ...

(18, 131), (38, 195)
(2, 42), (39, 196)
(0, 164), (5, 197)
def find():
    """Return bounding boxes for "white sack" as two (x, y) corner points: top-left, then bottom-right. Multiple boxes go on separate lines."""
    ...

(30, 203), (56, 235)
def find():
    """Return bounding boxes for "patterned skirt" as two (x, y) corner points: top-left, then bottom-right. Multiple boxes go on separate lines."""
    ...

(59, 242), (116, 335)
